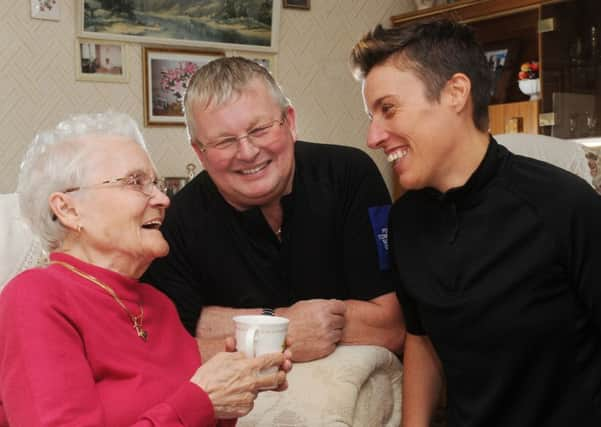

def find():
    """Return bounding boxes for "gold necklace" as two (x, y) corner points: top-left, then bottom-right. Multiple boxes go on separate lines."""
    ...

(51, 261), (148, 341)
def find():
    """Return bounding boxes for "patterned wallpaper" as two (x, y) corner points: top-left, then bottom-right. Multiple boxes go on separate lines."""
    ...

(0, 0), (414, 194)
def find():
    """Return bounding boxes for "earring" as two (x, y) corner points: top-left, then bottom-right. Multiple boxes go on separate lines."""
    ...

(77, 224), (83, 233)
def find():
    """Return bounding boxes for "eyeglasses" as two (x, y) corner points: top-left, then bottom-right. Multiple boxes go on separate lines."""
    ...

(63, 173), (167, 197)
(198, 117), (286, 152)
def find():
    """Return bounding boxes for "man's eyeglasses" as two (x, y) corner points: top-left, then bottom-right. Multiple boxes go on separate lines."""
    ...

(198, 117), (286, 152)
(63, 173), (166, 197)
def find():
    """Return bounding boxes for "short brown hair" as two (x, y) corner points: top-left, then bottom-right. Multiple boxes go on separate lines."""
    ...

(350, 19), (492, 132)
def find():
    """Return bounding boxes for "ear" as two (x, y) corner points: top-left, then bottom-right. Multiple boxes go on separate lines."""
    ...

(48, 192), (80, 232)
(442, 73), (471, 114)
(284, 105), (297, 142)
(191, 142), (206, 168)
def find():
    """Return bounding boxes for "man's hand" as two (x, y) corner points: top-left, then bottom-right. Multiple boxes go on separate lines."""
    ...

(277, 299), (346, 362)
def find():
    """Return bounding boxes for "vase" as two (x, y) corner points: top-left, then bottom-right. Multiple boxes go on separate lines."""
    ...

(518, 78), (541, 101)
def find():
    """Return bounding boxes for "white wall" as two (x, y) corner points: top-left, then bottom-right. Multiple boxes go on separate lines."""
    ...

(0, 0), (414, 194)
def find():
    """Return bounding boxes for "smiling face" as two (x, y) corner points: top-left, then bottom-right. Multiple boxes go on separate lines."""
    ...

(190, 78), (297, 210)
(363, 61), (461, 192)
(62, 135), (170, 276)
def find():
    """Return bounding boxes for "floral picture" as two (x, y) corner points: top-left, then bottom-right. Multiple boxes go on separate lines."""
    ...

(143, 48), (224, 126)
(31, 0), (60, 20)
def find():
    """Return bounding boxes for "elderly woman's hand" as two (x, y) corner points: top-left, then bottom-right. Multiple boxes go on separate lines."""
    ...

(190, 349), (292, 419)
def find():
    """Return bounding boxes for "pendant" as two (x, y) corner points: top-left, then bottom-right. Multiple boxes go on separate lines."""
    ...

(132, 318), (148, 342)
(136, 327), (148, 341)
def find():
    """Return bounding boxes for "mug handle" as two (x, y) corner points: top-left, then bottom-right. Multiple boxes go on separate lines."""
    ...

(245, 326), (258, 357)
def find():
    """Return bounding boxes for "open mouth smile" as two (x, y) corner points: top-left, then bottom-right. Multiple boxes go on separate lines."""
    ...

(387, 148), (408, 163)
(239, 160), (270, 175)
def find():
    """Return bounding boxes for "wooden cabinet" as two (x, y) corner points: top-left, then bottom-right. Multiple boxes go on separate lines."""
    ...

(390, 0), (601, 139)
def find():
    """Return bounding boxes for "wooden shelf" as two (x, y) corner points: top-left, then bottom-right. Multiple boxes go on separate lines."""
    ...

(390, 0), (549, 27)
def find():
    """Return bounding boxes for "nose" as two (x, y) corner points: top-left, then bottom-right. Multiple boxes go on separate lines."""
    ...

(236, 136), (260, 160)
(366, 120), (388, 150)
(150, 185), (170, 208)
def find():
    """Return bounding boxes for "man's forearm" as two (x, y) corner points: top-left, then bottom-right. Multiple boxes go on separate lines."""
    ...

(196, 306), (261, 338)
(341, 292), (406, 353)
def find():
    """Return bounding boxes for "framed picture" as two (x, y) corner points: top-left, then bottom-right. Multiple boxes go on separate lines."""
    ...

(75, 38), (128, 83)
(483, 39), (520, 104)
(283, 0), (310, 10)
(79, 0), (280, 52)
(226, 50), (277, 77)
(162, 177), (188, 198)
(143, 47), (224, 127)
(31, 0), (60, 21)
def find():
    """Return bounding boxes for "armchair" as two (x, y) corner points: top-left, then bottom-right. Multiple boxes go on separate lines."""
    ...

(0, 193), (46, 291)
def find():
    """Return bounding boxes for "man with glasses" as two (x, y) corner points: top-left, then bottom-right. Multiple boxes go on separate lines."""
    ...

(143, 57), (405, 362)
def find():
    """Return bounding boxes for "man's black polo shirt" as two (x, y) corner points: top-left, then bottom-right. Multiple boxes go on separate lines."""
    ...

(144, 141), (395, 335)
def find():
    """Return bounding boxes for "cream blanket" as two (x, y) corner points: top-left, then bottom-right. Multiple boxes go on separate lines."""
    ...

(238, 345), (403, 427)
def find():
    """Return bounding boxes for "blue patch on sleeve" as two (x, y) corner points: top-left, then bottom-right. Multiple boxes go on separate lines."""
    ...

(368, 205), (391, 271)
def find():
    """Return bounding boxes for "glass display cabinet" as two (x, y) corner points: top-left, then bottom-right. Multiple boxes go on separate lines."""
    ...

(390, 0), (601, 143)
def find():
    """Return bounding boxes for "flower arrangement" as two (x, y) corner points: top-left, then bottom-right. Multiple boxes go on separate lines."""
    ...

(159, 62), (199, 102)
(37, 0), (57, 12)
(518, 61), (539, 80)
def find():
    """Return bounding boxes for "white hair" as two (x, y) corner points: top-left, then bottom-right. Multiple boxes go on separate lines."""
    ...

(17, 112), (148, 252)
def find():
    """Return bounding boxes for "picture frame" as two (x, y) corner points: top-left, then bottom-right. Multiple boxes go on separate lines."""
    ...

(162, 177), (188, 198)
(143, 47), (224, 127)
(79, 1), (280, 52)
(31, 0), (60, 21)
(75, 38), (128, 83)
(226, 50), (278, 78)
(483, 39), (521, 104)
(283, 0), (310, 10)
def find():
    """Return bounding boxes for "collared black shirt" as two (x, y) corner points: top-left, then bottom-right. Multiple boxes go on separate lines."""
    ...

(144, 141), (394, 335)
(390, 137), (601, 426)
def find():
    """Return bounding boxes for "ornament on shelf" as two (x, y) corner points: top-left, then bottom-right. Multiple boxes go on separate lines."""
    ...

(518, 61), (540, 101)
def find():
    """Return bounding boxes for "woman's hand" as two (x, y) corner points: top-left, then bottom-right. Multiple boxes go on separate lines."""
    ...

(190, 347), (292, 419)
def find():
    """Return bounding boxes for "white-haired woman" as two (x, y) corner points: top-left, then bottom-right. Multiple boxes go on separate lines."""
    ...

(0, 112), (291, 426)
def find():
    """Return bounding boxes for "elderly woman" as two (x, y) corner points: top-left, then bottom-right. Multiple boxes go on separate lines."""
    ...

(0, 112), (291, 426)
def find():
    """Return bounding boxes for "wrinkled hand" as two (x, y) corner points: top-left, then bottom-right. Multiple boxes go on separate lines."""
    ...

(191, 348), (292, 419)
(278, 299), (346, 362)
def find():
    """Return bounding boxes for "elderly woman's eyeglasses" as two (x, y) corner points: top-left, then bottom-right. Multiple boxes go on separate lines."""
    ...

(198, 117), (286, 152)
(63, 173), (167, 197)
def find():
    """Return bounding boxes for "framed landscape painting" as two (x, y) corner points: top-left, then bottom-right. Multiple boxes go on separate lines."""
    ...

(143, 47), (224, 127)
(79, 0), (280, 52)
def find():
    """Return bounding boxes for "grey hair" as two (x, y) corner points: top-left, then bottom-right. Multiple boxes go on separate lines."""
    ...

(17, 112), (149, 252)
(183, 56), (291, 146)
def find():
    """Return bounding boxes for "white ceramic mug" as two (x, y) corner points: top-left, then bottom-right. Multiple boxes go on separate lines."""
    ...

(233, 315), (289, 362)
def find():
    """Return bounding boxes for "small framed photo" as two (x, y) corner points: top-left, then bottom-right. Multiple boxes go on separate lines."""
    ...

(227, 51), (278, 78)
(162, 177), (188, 198)
(143, 47), (224, 127)
(483, 39), (520, 104)
(283, 0), (310, 10)
(31, 0), (60, 21)
(76, 38), (128, 83)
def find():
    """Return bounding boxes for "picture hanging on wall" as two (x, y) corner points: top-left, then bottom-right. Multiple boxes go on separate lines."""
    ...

(143, 47), (224, 127)
(75, 38), (128, 83)
(283, 0), (310, 10)
(31, 0), (60, 21)
(79, 0), (280, 52)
